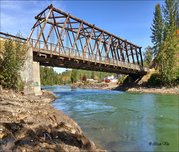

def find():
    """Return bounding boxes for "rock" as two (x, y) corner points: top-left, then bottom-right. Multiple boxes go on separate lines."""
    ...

(0, 85), (3, 94)
(0, 128), (6, 139)
(0, 90), (104, 151)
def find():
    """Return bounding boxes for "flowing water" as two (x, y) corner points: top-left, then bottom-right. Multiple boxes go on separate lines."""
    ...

(44, 85), (179, 152)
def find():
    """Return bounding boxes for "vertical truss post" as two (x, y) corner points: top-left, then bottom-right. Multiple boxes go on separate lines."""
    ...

(139, 47), (143, 66)
(135, 47), (140, 65)
(130, 45), (135, 64)
(124, 43), (130, 63)
(116, 46), (121, 62)
(118, 41), (125, 62)
(113, 41), (119, 62)
(104, 36), (112, 63)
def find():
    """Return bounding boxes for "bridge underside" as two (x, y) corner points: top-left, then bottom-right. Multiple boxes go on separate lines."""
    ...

(33, 51), (146, 76)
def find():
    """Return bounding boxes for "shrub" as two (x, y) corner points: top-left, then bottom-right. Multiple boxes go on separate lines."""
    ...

(148, 73), (162, 87)
(0, 38), (28, 90)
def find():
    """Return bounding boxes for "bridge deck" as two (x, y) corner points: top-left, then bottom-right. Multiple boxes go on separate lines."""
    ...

(31, 39), (148, 75)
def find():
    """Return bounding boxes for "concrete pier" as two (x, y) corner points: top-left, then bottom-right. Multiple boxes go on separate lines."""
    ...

(21, 47), (41, 95)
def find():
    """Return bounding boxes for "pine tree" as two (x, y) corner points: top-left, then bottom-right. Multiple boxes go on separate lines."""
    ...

(151, 4), (163, 57)
(144, 46), (153, 66)
(151, 0), (179, 85)
(161, 0), (178, 85)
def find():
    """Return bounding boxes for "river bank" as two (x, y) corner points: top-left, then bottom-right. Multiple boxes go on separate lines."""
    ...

(71, 82), (118, 90)
(0, 89), (104, 151)
(71, 82), (179, 95)
(115, 85), (179, 95)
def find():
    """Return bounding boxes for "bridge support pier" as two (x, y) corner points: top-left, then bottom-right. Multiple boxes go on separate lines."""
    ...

(33, 62), (41, 95)
(20, 47), (41, 95)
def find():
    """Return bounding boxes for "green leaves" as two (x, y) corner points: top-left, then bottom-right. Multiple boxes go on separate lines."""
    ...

(0, 38), (28, 90)
(71, 69), (78, 83)
(40, 67), (114, 86)
(40, 67), (60, 86)
(151, 0), (178, 86)
(151, 4), (163, 57)
(144, 46), (153, 67)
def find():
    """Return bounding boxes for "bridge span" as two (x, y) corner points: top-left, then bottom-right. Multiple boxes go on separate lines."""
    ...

(0, 4), (148, 94)
(28, 4), (148, 76)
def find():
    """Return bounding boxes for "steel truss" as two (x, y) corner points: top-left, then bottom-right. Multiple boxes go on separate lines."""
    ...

(28, 4), (147, 75)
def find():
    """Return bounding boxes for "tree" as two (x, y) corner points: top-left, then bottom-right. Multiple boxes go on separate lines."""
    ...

(40, 66), (60, 85)
(91, 71), (95, 79)
(151, 0), (178, 85)
(0, 39), (27, 90)
(71, 69), (77, 83)
(160, 0), (178, 85)
(144, 46), (153, 66)
(151, 4), (163, 57)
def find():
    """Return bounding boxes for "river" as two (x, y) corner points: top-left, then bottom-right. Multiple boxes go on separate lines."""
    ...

(44, 85), (179, 152)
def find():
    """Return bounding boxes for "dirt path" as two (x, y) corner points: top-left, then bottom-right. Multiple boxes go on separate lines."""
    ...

(0, 89), (104, 152)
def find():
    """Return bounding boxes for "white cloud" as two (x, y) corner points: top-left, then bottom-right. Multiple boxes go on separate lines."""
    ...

(0, 0), (67, 37)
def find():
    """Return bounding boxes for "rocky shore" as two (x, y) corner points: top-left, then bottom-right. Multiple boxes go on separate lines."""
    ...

(116, 85), (179, 95)
(71, 82), (179, 95)
(0, 89), (104, 152)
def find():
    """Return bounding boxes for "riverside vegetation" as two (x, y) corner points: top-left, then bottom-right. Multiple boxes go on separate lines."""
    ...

(148, 0), (179, 86)
(40, 67), (113, 86)
(0, 38), (28, 91)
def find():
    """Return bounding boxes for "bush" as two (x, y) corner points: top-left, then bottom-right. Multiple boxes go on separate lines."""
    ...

(0, 38), (28, 90)
(148, 73), (162, 87)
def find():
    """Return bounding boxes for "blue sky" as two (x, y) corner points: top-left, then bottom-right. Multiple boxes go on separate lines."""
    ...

(0, 0), (164, 73)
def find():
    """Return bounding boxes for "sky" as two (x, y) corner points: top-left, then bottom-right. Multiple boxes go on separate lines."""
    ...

(0, 0), (164, 73)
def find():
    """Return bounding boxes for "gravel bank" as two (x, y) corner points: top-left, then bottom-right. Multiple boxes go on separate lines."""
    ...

(0, 89), (104, 152)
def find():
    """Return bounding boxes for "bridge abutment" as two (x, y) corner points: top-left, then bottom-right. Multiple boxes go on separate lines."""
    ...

(21, 47), (41, 95)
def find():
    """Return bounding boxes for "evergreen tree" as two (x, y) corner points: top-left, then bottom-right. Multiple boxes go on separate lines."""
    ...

(151, 0), (178, 85)
(151, 4), (163, 57)
(144, 46), (153, 66)
(160, 0), (178, 85)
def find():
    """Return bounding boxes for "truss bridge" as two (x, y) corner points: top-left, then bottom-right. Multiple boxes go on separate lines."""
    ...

(28, 4), (148, 76)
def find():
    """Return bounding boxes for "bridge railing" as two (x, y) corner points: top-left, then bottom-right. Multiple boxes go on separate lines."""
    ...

(30, 38), (147, 72)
